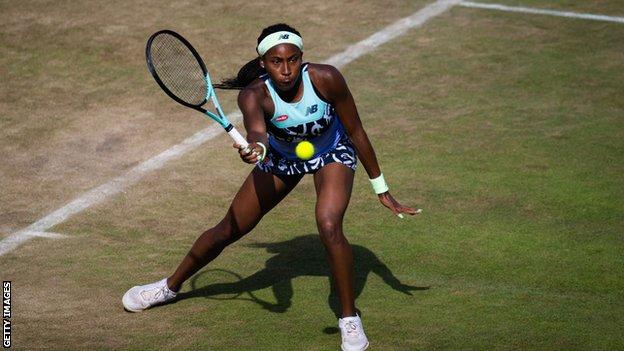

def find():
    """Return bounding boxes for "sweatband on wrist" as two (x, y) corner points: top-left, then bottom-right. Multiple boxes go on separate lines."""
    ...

(257, 31), (303, 56)
(256, 142), (267, 162)
(369, 173), (389, 194)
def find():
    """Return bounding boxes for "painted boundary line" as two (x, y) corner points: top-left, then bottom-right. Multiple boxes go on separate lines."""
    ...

(460, 1), (624, 24)
(0, 0), (461, 257)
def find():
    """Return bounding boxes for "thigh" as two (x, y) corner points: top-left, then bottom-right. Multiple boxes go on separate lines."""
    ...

(226, 167), (303, 235)
(313, 162), (355, 220)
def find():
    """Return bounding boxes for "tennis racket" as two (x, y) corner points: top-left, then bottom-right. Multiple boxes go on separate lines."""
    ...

(146, 29), (249, 151)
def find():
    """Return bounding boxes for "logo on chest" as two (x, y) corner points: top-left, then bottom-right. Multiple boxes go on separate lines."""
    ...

(305, 104), (318, 116)
(275, 115), (289, 122)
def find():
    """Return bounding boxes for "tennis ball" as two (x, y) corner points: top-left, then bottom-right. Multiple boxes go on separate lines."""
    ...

(295, 140), (315, 160)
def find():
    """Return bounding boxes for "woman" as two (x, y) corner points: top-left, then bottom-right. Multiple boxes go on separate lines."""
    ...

(123, 23), (419, 351)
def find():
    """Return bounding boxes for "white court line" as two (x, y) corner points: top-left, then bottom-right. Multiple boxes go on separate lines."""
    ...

(0, 126), (228, 256)
(326, 0), (461, 67)
(20, 231), (67, 239)
(460, 1), (624, 24)
(0, 0), (460, 257)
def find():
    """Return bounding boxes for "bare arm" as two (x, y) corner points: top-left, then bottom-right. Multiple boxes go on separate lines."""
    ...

(319, 66), (381, 179)
(312, 65), (420, 217)
(235, 84), (269, 164)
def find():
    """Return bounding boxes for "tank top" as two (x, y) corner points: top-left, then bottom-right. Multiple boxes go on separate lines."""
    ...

(261, 63), (346, 160)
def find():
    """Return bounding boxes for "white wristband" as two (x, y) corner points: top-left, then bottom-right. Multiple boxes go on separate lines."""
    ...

(256, 142), (267, 162)
(369, 173), (389, 194)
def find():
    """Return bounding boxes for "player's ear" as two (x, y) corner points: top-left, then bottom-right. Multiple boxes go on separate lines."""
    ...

(258, 57), (265, 69)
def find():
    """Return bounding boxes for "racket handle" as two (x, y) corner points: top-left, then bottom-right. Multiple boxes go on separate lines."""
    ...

(227, 127), (249, 149)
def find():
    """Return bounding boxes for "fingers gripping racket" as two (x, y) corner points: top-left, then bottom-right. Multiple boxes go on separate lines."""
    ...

(146, 30), (249, 151)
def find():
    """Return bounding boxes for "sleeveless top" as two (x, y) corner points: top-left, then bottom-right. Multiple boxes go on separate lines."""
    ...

(261, 63), (346, 160)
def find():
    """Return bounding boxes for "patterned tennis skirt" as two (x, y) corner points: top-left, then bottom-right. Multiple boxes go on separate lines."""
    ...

(257, 135), (358, 175)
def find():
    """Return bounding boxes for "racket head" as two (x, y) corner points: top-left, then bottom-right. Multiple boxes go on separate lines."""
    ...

(146, 30), (208, 109)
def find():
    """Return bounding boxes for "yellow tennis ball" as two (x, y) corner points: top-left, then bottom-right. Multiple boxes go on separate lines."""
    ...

(295, 141), (315, 160)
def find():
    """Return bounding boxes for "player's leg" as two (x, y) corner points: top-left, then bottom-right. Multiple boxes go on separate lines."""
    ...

(313, 162), (356, 317)
(168, 167), (303, 291)
(314, 162), (369, 350)
(123, 167), (301, 312)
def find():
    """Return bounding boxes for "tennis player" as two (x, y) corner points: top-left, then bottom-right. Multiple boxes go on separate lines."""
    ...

(123, 23), (419, 351)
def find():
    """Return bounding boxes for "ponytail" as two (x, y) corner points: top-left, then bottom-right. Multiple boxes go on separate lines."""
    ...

(214, 23), (301, 90)
(214, 57), (265, 90)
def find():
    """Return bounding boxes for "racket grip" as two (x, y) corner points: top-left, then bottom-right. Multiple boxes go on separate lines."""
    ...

(227, 127), (249, 149)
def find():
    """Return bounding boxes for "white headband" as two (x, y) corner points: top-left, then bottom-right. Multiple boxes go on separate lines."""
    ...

(256, 31), (303, 56)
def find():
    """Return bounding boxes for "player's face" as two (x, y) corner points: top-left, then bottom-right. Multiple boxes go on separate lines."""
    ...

(261, 44), (303, 91)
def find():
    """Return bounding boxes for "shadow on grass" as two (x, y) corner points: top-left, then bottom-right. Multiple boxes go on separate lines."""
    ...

(176, 234), (428, 322)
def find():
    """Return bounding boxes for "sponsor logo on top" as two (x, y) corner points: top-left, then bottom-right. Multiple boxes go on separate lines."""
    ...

(305, 104), (318, 116)
(276, 115), (289, 122)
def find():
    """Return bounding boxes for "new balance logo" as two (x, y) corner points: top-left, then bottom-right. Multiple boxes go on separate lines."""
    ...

(279, 34), (290, 40)
(305, 104), (318, 116)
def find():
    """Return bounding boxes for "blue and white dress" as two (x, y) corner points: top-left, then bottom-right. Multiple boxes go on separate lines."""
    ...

(257, 63), (357, 175)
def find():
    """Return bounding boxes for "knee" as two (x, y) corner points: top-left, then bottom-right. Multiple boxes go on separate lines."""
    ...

(209, 216), (247, 246)
(209, 227), (234, 246)
(316, 214), (346, 246)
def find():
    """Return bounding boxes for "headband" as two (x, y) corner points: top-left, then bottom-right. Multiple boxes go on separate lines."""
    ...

(256, 31), (303, 56)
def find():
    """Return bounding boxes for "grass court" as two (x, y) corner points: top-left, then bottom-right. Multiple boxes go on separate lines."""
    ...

(1, 0), (623, 349)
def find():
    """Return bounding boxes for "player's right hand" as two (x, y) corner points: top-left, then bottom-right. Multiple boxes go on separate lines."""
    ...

(233, 143), (260, 164)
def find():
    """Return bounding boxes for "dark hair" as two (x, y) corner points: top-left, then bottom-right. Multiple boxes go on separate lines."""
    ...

(214, 23), (302, 90)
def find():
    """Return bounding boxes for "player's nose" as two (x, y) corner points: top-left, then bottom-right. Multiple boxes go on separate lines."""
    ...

(281, 63), (291, 76)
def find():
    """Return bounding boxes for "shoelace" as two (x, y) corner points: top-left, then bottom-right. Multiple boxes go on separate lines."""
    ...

(140, 285), (170, 302)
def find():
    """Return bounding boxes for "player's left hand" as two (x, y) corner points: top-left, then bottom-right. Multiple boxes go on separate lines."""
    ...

(378, 192), (422, 218)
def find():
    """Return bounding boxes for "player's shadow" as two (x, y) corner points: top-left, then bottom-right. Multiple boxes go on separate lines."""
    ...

(177, 234), (428, 318)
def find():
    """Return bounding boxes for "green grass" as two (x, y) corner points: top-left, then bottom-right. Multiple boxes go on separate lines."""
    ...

(2, 1), (624, 350)
(474, 0), (624, 16)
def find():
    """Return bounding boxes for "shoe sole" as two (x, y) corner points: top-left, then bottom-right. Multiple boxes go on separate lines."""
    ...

(341, 341), (369, 351)
(123, 306), (144, 313)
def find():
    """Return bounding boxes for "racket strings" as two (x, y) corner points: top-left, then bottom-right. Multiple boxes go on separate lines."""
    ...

(149, 34), (207, 106)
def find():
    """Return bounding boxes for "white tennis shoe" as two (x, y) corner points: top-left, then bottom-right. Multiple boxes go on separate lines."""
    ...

(339, 315), (369, 351)
(122, 278), (177, 312)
